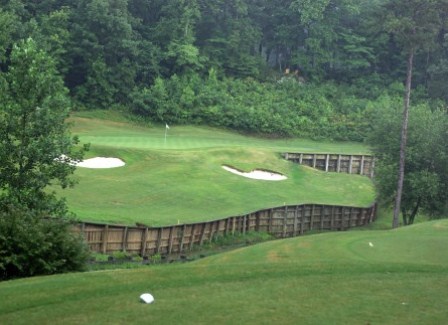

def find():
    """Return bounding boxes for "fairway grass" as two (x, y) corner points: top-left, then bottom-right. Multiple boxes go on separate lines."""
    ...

(54, 113), (375, 226)
(1, 220), (447, 324)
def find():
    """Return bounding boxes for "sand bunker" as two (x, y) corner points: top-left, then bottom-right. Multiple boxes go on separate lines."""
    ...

(57, 155), (125, 169)
(76, 157), (125, 169)
(222, 165), (287, 181)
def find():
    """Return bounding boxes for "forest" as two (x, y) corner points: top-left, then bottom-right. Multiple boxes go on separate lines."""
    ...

(0, 0), (447, 139)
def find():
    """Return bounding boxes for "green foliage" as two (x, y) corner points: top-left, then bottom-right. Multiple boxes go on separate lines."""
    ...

(368, 102), (448, 223)
(0, 38), (85, 212)
(0, 206), (89, 280)
(0, 39), (89, 279)
(130, 71), (380, 140)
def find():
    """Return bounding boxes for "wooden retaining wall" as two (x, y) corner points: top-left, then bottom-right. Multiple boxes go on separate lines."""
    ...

(74, 203), (377, 256)
(283, 153), (375, 177)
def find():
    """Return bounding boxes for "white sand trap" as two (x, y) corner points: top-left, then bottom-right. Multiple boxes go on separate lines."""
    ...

(222, 165), (287, 181)
(76, 157), (125, 169)
(57, 155), (125, 169)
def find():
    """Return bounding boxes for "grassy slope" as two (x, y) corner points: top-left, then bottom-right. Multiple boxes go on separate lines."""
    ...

(54, 112), (375, 226)
(1, 220), (447, 324)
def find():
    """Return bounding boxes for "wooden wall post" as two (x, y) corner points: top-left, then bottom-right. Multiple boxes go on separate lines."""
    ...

(140, 227), (149, 256)
(156, 227), (163, 254)
(293, 206), (299, 236)
(310, 205), (315, 231)
(299, 153), (303, 164)
(320, 205), (324, 230)
(122, 226), (128, 252)
(102, 225), (109, 254)
(337, 155), (341, 173)
(199, 223), (207, 245)
(179, 224), (186, 252)
(243, 215), (247, 235)
(168, 226), (175, 254)
(360, 155), (365, 176)
(312, 154), (317, 168)
(325, 154), (330, 172)
(283, 206), (288, 237)
(268, 209), (274, 233)
(370, 159), (375, 178)
(189, 225), (196, 250)
(349, 155), (353, 174)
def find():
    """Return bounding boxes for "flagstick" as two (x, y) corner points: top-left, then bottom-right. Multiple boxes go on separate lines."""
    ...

(164, 123), (169, 146)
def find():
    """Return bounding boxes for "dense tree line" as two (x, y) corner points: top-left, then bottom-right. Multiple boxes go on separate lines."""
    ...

(1, 0), (447, 112)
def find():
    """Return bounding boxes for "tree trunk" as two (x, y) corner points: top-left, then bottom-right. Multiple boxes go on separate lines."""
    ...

(392, 47), (414, 228)
(408, 197), (421, 225)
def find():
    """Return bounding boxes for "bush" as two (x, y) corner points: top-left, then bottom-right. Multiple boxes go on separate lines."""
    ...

(0, 206), (89, 280)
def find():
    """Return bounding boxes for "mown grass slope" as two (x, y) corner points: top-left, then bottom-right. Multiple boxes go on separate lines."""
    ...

(1, 220), (447, 324)
(54, 112), (375, 226)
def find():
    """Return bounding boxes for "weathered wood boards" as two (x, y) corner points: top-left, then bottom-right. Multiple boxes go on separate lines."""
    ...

(283, 153), (375, 177)
(74, 203), (376, 257)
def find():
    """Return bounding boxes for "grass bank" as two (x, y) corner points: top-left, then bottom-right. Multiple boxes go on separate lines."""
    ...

(54, 113), (375, 226)
(1, 219), (447, 324)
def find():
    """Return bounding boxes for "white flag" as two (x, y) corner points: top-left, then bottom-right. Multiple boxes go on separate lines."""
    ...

(166, 123), (170, 129)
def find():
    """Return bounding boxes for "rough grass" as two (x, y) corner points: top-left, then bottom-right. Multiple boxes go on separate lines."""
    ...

(54, 113), (375, 226)
(1, 220), (447, 324)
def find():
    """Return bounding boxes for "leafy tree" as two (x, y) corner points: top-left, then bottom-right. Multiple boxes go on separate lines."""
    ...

(369, 101), (448, 225)
(0, 39), (88, 279)
(381, 0), (448, 228)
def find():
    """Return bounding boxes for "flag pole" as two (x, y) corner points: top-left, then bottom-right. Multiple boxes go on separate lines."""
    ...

(164, 123), (169, 146)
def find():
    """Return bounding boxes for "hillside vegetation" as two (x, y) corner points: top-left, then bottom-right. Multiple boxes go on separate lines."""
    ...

(1, 220), (447, 324)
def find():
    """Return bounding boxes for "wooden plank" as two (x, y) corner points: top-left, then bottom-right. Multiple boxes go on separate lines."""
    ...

(168, 226), (175, 254)
(209, 221), (217, 243)
(80, 223), (86, 239)
(232, 217), (236, 235)
(312, 154), (317, 168)
(156, 227), (163, 254)
(299, 153), (303, 164)
(242, 215), (247, 235)
(189, 225), (196, 250)
(330, 206), (335, 230)
(299, 206), (304, 235)
(337, 155), (341, 173)
(347, 208), (352, 228)
(268, 209), (274, 233)
(140, 227), (149, 256)
(341, 208), (345, 230)
(224, 217), (230, 235)
(255, 212), (261, 232)
(179, 224), (186, 252)
(282, 206), (288, 237)
(293, 206), (299, 236)
(325, 154), (330, 172)
(199, 223), (207, 245)
(360, 155), (365, 176)
(102, 225), (109, 254)
(349, 155), (353, 174)
(122, 226), (128, 252)
(310, 205), (315, 231)
(320, 205), (324, 230)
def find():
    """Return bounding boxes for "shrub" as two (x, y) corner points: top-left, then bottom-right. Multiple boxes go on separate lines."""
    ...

(0, 206), (89, 280)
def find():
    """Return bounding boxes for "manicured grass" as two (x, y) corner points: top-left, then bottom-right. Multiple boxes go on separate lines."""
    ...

(1, 220), (447, 324)
(69, 111), (370, 153)
(54, 113), (375, 226)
